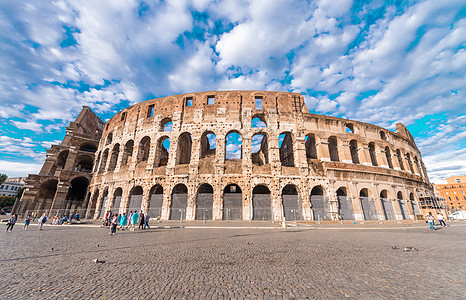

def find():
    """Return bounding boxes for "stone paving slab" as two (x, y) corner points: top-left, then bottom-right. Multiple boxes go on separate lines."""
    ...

(1, 223), (465, 299)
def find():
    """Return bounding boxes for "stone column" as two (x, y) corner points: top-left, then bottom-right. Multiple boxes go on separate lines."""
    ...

(243, 180), (252, 221)
(391, 185), (404, 220)
(351, 182), (365, 221)
(301, 181), (312, 221)
(64, 149), (78, 171)
(141, 189), (151, 215)
(295, 135), (307, 168)
(161, 182), (172, 220)
(392, 151), (401, 171)
(327, 181), (340, 220)
(50, 182), (70, 212)
(358, 146), (372, 166)
(185, 181), (196, 221)
(338, 141), (352, 164)
(372, 183), (386, 221)
(377, 147), (390, 169)
(317, 137), (330, 162)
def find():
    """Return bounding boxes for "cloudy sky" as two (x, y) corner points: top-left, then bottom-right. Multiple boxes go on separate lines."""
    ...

(0, 0), (465, 183)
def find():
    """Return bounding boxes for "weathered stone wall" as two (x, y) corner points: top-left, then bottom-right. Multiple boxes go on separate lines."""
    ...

(88, 91), (434, 221)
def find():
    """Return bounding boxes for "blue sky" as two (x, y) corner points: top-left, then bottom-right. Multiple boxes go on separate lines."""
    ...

(0, 0), (465, 183)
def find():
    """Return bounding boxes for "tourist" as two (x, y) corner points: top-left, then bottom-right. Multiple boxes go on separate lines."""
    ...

(110, 213), (118, 235)
(38, 214), (48, 230)
(144, 213), (150, 229)
(75, 213), (80, 222)
(24, 215), (32, 230)
(138, 212), (145, 230)
(437, 213), (446, 227)
(68, 214), (73, 224)
(131, 210), (139, 231)
(6, 214), (17, 232)
(32, 211), (37, 221)
(426, 212), (435, 231)
(119, 212), (127, 230)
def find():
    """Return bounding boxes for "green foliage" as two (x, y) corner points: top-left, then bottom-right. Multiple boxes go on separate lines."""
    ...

(16, 187), (25, 199)
(0, 173), (7, 186)
(0, 196), (15, 208)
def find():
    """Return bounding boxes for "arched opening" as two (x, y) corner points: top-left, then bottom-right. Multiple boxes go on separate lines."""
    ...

(380, 189), (395, 220)
(251, 132), (268, 166)
(380, 131), (387, 140)
(360, 188), (377, 220)
(282, 184), (301, 221)
(328, 136), (339, 162)
(111, 188), (123, 214)
(279, 132), (294, 167)
(200, 132), (216, 159)
(122, 140), (134, 165)
(349, 140), (359, 164)
(310, 185), (330, 221)
(410, 192), (420, 216)
(137, 136), (151, 162)
(396, 149), (405, 170)
(345, 123), (354, 133)
(65, 177), (89, 210)
(88, 190), (99, 215)
(176, 133), (192, 165)
(160, 118), (172, 132)
(97, 189), (108, 218)
(385, 147), (393, 169)
(148, 184), (163, 219)
(107, 144), (120, 171)
(406, 153), (414, 173)
(252, 185), (271, 220)
(99, 149), (109, 173)
(251, 115), (267, 128)
(397, 191), (408, 219)
(305, 134), (317, 160)
(369, 142), (378, 166)
(79, 143), (97, 153)
(106, 133), (113, 145)
(154, 136), (170, 167)
(223, 184), (242, 220)
(196, 184), (214, 220)
(170, 184), (188, 220)
(336, 187), (354, 220)
(225, 131), (242, 160)
(128, 186), (143, 213)
(56, 150), (69, 170)
(75, 155), (93, 173)
(413, 156), (422, 175)
(36, 179), (58, 210)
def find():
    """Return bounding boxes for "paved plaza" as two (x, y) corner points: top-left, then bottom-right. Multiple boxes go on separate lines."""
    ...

(1, 221), (465, 299)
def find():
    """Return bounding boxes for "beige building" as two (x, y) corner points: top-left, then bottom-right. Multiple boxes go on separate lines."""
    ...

(435, 176), (466, 211)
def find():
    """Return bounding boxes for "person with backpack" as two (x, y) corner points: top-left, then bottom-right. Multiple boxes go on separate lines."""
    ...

(109, 213), (118, 235)
(6, 214), (17, 232)
(130, 211), (139, 231)
(38, 214), (48, 230)
(23, 215), (32, 230)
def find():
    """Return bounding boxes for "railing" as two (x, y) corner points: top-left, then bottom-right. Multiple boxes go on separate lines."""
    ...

(21, 209), (95, 221)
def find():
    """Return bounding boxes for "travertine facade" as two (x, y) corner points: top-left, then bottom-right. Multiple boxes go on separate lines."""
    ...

(86, 91), (437, 221)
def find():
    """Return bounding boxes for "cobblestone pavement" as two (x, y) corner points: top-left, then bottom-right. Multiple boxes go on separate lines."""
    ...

(1, 222), (465, 299)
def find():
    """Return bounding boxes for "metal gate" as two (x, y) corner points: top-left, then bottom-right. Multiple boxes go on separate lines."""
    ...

(253, 194), (271, 220)
(399, 200), (409, 219)
(411, 201), (421, 215)
(381, 198), (396, 220)
(148, 194), (163, 219)
(360, 197), (378, 220)
(337, 196), (354, 220)
(196, 193), (213, 220)
(311, 195), (331, 221)
(223, 193), (242, 220)
(111, 196), (122, 213)
(128, 195), (143, 213)
(99, 196), (108, 218)
(170, 193), (187, 220)
(282, 195), (302, 221)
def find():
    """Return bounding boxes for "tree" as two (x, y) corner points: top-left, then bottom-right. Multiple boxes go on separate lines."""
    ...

(0, 173), (7, 186)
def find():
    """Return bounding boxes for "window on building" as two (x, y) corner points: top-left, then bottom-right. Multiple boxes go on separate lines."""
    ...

(186, 97), (193, 107)
(456, 179), (461, 183)
(0, 185), (3, 189)
(448, 197), (451, 200)
(345, 124), (354, 133)
(147, 104), (154, 118)
(255, 96), (263, 110)
(121, 112), (127, 122)
(207, 96), (215, 105)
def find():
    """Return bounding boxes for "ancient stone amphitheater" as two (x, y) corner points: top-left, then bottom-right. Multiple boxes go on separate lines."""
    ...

(84, 90), (435, 222)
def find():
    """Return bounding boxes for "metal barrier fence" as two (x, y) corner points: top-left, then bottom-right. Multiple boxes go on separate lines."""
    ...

(21, 209), (96, 220)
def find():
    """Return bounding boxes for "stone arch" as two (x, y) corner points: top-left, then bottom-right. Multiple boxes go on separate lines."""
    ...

(252, 184), (271, 220)
(65, 176), (89, 210)
(154, 136), (170, 167)
(56, 150), (69, 170)
(380, 189), (395, 220)
(409, 192), (420, 216)
(223, 183), (243, 220)
(200, 131), (216, 159)
(251, 114), (267, 128)
(99, 188), (109, 218)
(368, 142), (378, 166)
(148, 184), (163, 219)
(397, 191), (409, 219)
(36, 179), (58, 210)
(79, 143), (97, 153)
(107, 143), (120, 171)
(380, 131), (387, 140)
(413, 156), (422, 175)
(170, 183), (188, 220)
(282, 184), (301, 221)
(75, 155), (93, 173)
(111, 187), (123, 213)
(137, 136), (151, 162)
(385, 147), (393, 169)
(305, 134), (317, 160)
(196, 183), (214, 220)
(122, 140), (134, 165)
(396, 149), (405, 170)
(279, 132), (294, 167)
(251, 132), (268, 166)
(176, 132), (192, 165)
(345, 123), (355, 133)
(349, 140), (359, 164)
(99, 148), (109, 173)
(225, 130), (242, 160)
(106, 133), (113, 145)
(160, 117), (172, 132)
(128, 186), (144, 213)
(328, 136), (339, 162)
(336, 187), (354, 220)
(406, 153), (414, 173)
(360, 188), (377, 220)
(310, 185), (330, 221)
(88, 189), (100, 216)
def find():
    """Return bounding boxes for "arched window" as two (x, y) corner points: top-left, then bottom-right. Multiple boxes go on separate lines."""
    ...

(56, 150), (69, 170)
(328, 136), (339, 162)
(279, 132), (294, 167)
(369, 142), (378, 166)
(137, 136), (151, 162)
(345, 123), (354, 133)
(385, 147), (393, 169)
(155, 136), (170, 167)
(396, 149), (404, 170)
(106, 133), (113, 145)
(305, 134), (317, 160)
(251, 115), (267, 128)
(251, 132), (268, 166)
(406, 153), (414, 173)
(122, 140), (134, 165)
(107, 144), (120, 171)
(413, 156), (422, 176)
(380, 131), (387, 140)
(200, 132), (216, 159)
(160, 118), (172, 132)
(75, 155), (94, 173)
(225, 131), (242, 160)
(349, 140), (359, 164)
(176, 133), (192, 165)
(99, 149), (109, 173)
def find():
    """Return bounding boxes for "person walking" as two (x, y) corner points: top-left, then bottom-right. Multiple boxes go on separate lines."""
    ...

(426, 212), (435, 231)
(24, 215), (32, 230)
(119, 212), (127, 230)
(38, 214), (48, 230)
(6, 214), (17, 232)
(109, 213), (118, 235)
(138, 212), (145, 230)
(131, 210), (139, 231)
(144, 213), (150, 229)
(437, 213), (446, 227)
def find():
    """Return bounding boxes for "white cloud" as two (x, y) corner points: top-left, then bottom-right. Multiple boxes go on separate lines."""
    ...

(0, 160), (43, 178)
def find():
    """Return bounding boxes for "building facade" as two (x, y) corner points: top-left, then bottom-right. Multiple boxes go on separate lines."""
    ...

(435, 176), (466, 211)
(0, 177), (25, 197)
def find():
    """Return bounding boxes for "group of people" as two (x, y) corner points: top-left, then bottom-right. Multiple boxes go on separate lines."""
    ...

(50, 213), (80, 225)
(425, 212), (447, 231)
(5, 213), (48, 232)
(102, 210), (151, 235)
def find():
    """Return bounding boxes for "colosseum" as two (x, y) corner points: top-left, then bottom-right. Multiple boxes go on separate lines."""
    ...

(15, 91), (444, 221)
